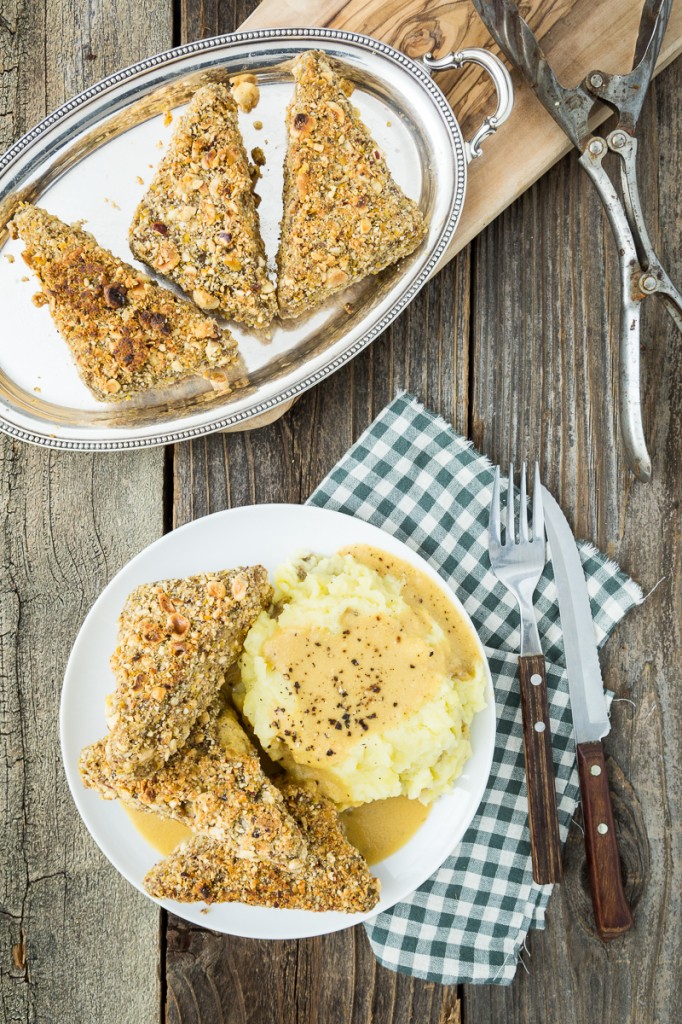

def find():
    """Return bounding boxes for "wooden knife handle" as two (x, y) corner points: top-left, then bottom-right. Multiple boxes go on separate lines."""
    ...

(577, 740), (633, 941)
(518, 654), (563, 884)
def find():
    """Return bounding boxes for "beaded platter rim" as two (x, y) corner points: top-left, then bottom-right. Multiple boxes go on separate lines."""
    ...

(0, 27), (468, 451)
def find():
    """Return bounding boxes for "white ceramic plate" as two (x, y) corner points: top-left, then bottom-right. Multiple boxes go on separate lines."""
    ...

(60, 504), (496, 939)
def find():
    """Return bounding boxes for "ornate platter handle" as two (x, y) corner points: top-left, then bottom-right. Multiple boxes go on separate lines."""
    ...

(423, 49), (514, 162)
(0, 29), (475, 450)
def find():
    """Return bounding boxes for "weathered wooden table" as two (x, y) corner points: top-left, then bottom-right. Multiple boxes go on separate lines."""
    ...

(2, 2), (680, 1022)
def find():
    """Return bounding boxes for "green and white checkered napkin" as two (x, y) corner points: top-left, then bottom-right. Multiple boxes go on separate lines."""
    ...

(307, 393), (642, 986)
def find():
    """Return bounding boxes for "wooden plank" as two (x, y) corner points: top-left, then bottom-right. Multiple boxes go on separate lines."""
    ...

(166, 920), (461, 1024)
(167, 268), (470, 1024)
(167, 1), (471, 990)
(0, 2), (169, 1022)
(180, 0), (344, 37)
(172, 233), (470, 524)
(238, 0), (682, 263)
(175, 2), (680, 1020)
(465, 55), (681, 1023)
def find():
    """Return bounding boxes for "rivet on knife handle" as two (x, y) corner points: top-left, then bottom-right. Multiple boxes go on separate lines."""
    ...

(577, 741), (633, 941)
(518, 654), (563, 884)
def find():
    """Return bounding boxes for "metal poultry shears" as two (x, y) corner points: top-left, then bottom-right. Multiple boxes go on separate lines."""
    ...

(471, 0), (682, 481)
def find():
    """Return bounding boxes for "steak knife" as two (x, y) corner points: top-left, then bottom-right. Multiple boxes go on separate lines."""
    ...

(542, 487), (633, 941)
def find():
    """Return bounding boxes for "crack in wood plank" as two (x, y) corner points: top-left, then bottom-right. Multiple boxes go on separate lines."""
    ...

(0, 5), (168, 1022)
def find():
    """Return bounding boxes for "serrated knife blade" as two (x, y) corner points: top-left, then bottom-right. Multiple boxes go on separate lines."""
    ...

(541, 485), (632, 941)
(541, 487), (610, 743)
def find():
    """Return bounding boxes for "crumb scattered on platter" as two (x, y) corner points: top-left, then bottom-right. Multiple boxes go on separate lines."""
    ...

(230, 73), (260, 113)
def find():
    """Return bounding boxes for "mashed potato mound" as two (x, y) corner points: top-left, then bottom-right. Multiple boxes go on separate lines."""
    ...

(235, 550), (487, 807)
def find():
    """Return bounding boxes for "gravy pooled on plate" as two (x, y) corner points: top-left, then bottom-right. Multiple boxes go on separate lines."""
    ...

(126, 794), (429, 867)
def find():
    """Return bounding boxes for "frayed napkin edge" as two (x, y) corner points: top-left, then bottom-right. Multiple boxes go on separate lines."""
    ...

(311, 390), (645, 986)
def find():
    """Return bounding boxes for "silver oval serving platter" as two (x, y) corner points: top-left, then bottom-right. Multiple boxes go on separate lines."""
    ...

(0, 28), (512, 450)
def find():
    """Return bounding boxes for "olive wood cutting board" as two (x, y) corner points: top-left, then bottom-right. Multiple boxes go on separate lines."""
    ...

(238, 0), (682, 263)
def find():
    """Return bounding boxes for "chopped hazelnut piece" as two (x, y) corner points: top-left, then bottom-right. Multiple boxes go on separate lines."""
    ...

(206, 580), (227, 598)
(128, 283), (147, 300)
(296, 171), (309, 197)
(155, 242), (181, 273)
(192, 287), (220, 310)
(325, 268), (348, 288)
(170, 613), (190, 636)
(103, 284), (128, 308)
(292, 112), (314, 136)
(231, 80), (260, 113)
(326, 100), (345, 123)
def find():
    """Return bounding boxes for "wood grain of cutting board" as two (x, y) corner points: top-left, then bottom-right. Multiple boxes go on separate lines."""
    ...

(237, 0), (682, 263)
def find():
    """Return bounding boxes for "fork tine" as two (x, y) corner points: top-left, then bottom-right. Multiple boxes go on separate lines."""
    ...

(489, 467), (502, 548)
(533, 462), (545, 542)
(519, 461), (529, 542)
(506, 463), (515, 546)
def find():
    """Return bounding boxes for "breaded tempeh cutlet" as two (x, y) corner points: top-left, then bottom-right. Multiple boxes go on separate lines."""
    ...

(12, 204), (238, 400)
(105, 566), (272, 778)
(80, 705), (307, 862)
(144, 780), (381, 913)
(276, 51), (427, 319)
(129, 84), (276, 329)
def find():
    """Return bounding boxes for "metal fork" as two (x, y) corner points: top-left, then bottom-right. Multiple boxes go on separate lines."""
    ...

(489, 462), (563, 884)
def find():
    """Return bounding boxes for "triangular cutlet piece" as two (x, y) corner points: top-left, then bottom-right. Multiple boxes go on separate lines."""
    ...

(129, 85), (276, 329)
(144, 780), (380, 913)
(12, 204), (238, 400)
(105, 567), (272, 778)
(80, 706), (307, 863)
(276, 50), (427, 319)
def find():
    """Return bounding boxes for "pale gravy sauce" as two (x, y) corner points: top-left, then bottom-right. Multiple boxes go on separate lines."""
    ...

(261, 544), (480, 768)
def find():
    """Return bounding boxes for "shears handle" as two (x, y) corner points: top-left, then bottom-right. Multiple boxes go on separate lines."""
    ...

(579, 136), (682, 482)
